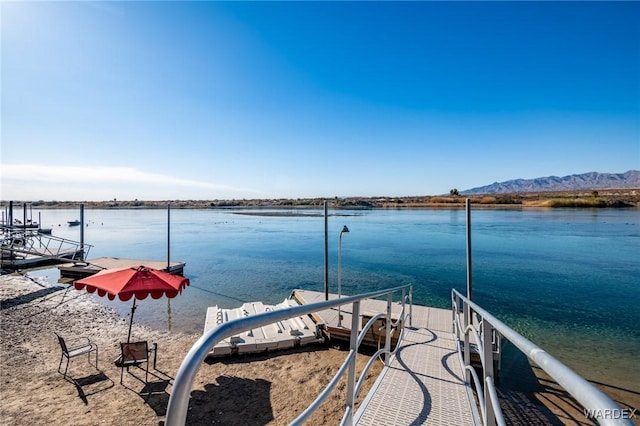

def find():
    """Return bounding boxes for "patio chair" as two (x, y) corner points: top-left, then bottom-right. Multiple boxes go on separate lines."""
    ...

(55, 332), (99, 379)
(120, 341), (156, 385)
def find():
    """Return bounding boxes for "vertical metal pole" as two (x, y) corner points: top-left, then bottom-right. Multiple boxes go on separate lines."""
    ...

(80, 204), (85, 259)
(9, 201), (13, 227)
(401, 287), (406, 330)
(23, 203), (27, 231)
(167, 202), (172, 330)
(38, 212), (42, 247)
(452, 292), (458, 334)
(409, 285), (413, 327)
(463, 299), (471, 384)
(345, 300), (360, 425)
(324, 201), (329, 300)
(338, 231), (343, 326)
(338, 232), (343, 298)
(483, 321), (496, 426)
(167, 297), (172, 332)
(385, 293), (392, 365)
(466, 198), (472, 301)
(126, 299), (137, 344)
(465, 199), (473, 329)
(337, 226), (349, 327)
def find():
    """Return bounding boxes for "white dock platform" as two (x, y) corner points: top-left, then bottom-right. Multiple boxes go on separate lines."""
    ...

(203, 298), (324, 357)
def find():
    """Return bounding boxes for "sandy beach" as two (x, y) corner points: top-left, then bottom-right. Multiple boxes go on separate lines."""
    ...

(0, 274), (382, 425)
(2, 273), (638, 426)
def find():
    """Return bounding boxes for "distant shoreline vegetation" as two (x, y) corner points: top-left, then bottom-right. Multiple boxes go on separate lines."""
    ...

(4, 189), (638, 209)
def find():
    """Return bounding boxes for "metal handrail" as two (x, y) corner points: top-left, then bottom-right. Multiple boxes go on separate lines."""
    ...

(485, 377), (506, 426)
(452, 289), (633, 426)
(291, 348), (357, 425)
(165, 284), (413, 426)
(1, 229), (91, 259)
(353, 301), (411, 399)
(461, 362), (486, 421)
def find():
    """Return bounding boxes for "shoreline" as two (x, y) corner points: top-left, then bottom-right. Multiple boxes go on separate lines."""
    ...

(1, 273), (637, 424)
(2, 187), (639, 210)
(0, 274), (382, 425)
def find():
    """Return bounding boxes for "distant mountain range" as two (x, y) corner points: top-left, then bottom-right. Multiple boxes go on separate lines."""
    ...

(462, 170), (640, 194)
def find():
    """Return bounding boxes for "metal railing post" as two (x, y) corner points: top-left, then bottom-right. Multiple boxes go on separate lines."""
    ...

(453, 292), (459, 334)
(164, 284), (410, 426)
(463, 299), (471, 385)
(483, 320), (496, 426)
(400, 287), (407, 338)
(401, 287), (406, 325)
(345, 300), (361, 425)
(385, 293), (392, 366)
(451, 289), (632, 426)
(409, 285), (413, 327)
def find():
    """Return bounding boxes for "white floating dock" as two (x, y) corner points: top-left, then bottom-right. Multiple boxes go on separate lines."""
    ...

(204, 298), (324, 357)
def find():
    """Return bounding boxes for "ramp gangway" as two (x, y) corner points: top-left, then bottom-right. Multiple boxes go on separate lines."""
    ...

(290, 289), (474, 424)
(165, 285), (633, 426)
(354, 305), (474, 425)
(1, 226), (91, 269)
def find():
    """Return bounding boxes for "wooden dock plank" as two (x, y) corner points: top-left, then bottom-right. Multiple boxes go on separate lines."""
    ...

(58, 257), (186, 280)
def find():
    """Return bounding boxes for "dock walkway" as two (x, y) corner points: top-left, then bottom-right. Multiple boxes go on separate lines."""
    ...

(292, 290), (475, 425)
(1, 229), (85, 270)
(58, 257), (186, 281)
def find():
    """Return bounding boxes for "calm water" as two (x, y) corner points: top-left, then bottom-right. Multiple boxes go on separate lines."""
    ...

(21, 207), (640, 391)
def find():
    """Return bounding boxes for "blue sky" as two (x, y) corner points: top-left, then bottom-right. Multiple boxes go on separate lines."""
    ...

(2, 1), (638, 201)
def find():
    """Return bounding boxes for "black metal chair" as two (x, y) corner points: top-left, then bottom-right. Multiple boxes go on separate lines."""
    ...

(119, 341), (157, 385)
(55, 332), (99, 379)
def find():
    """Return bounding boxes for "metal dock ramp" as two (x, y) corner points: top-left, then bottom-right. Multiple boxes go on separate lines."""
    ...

(1, 227), (90, 270)
(355, 306), (474, 425)
(292, 290), (475, 425)
(167, 285), (631, 426)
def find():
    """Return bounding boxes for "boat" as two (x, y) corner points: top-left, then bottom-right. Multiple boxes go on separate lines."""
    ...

(12, 219), (39, 229)
(67, 220), (81, 226)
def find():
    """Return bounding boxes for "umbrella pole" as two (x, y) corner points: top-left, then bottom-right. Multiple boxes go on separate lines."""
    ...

(127, 299), (137, 343)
